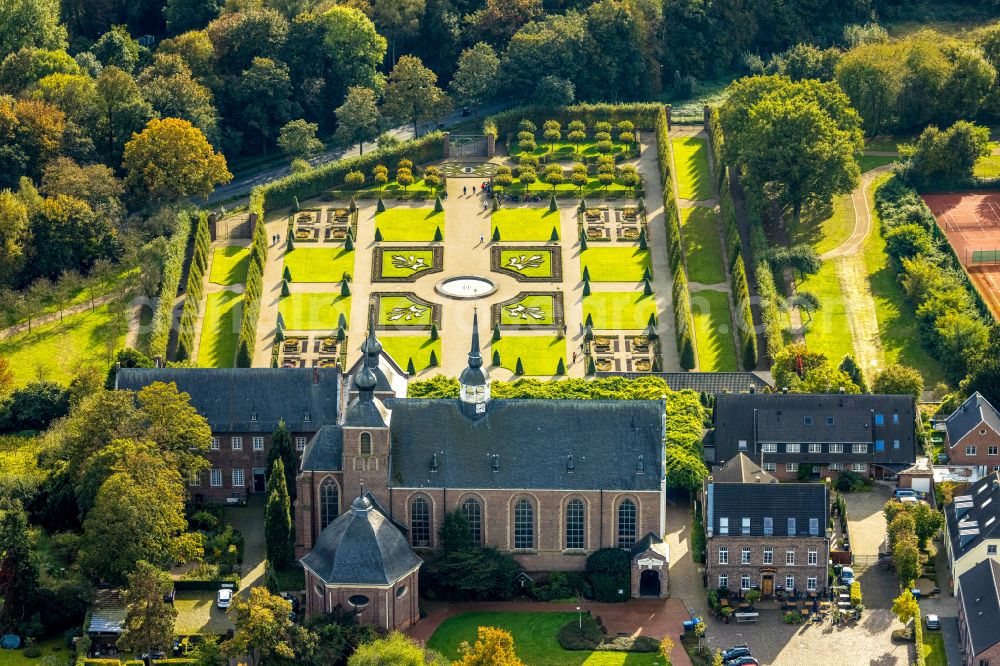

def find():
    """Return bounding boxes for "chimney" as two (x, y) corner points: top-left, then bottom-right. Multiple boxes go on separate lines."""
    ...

(313, 367), (319, 384)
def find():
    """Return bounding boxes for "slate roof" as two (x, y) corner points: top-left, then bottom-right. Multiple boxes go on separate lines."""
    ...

(300, 425), (343, 472)
(115, 368), (340, 432)
(707, 482), (827, 538)
(712, 453), (777, 484)
(945, 392), (1000, 448)
(386, 398), (663, 491)
(958, 558), (1000, 655)
(597, 372), (772, 394)
(301, 495), (421, 586)
(631, 531), (666, 558)
(710, 393), (916, 464)
(946, 471), (1000, 559)
(87, 589), (126, 635)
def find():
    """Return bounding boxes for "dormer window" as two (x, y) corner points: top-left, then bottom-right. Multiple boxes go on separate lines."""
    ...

(566, 454), (575, 473)
(636, 455), (645, 474)
(491, 454), (500, 472)
(304, 412), (310, 422)
(803, 416), (813, 426)
(251, 412), (258, 422)
(826, 416), (835, 426)
(429, 453), (438, 473)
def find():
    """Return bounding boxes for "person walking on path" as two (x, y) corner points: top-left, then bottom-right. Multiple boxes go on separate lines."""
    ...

(483, 201), (488, 212)
(463, 185), (467, 196)
(480, 234), (484, 245)
(472, 185), (476, 194)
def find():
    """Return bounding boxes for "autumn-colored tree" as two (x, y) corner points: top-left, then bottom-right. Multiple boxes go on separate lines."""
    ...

(122, 117), (232, 203)
(117, 560), (177, 656)
(892, 588), (919, 627)
(223, 587), (295, 666)
(455, 626), (525, 666)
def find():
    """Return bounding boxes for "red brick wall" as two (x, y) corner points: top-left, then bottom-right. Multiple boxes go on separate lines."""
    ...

(295, 470), (346, 558)
(190, 430), (313, 502)
(949, 427), (1000, 467)
(705, 536), (830, 595)
(304, 568), (420, 630)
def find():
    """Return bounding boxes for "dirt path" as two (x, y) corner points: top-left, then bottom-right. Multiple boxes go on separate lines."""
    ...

(820, 166), (894, 261)
(0, 292), (118, 342)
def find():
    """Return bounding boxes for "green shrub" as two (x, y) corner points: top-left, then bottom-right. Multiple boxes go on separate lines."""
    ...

(557, 615), (605, 650)
(783, 611), (804, 624)
(586, 548), (630, 603)
(148, 210), (194, 358)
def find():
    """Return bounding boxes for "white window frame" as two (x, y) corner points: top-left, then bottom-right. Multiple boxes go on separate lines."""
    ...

(786, 443), (800, 453)
(719, 517), (729, 535)
(809, 443), (822, 453)
(741, 517), (750, 535)
(852, 463), (868, 472)
(232, 469), (244, 487)
(210, 436), (220, 450)
(967, 446), (978, 456)
(808, 549), (818, 565)
(763, 462), (776, 472)
(719, 547), (728, 565)
(807, 576), (817, 591)
(786, 463), (798, 472)
(989, 446), (998, 456)
(786, 575), (795, 590)
(764, 517), (773, 535)
(852, 443), (867, 454)
(189, 472), (201, 487)
(738, 439), (748, 451)
(210, 469), (222, 487)
(742, 547), (751, 564)
(232, 436), (243, 451)
(829, 443), (843, 453)
(786, 549), (795, 565)
(719, 575), (728, 589)
(253, 436), (264, 451)
(829, 462), (843, 471)
(763, 547), (773, 564)
(762, 443), (777, 453)
(296, 436), (307, 451)
(741, 575), (751, 591)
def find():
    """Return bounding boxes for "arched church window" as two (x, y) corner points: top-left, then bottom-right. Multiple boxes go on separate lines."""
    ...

(320, 479), (339, 531)
(617, 499), (637, 549)
(411, 497), (430, 547)
(514, 498), (534, 549)
(565, 499), (585, 550)
(360, 432), (372, 456)
(462, 497), (482, 545)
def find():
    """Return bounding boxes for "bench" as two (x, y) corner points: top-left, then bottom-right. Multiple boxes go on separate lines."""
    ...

(735, 612), (759, 624)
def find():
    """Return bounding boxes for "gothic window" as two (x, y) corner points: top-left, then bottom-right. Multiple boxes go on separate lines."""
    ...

(320, 479), (339, 531)
(411, 497), (430, 548)
(565, 499), (585, 550)
(360, 432), (372, 456)
(617, 499), (637, 549)
(462, 497), (482, 545)
(514, 498), (534, 549)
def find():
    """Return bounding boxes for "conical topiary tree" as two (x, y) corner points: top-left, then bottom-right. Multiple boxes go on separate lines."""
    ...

(434, 194), (444, 213)
(265, 458), (293, 567)
(286, 236), (295, 251)
(643, 277), (653, 295)
(433, 226), (443, 242)
(582, 266), (591, 281)
(492, 350), (501, 366)
(374, 228), (383, 242)
(582, 280), (591, 296)
(549, 226), (559, 242)
(585, 313), (594, 328)
(429, 350), (438, 367)
(515, 357), (524, 375)
(349, 196), (357, 213)
(556, 358), (565, 375)
(639, 228), (647, 250)
(341, 280), (351, 296)
(584, 324), (594, 341)
(336, 325), (346, 341)
(587, 356), (596, 374)
(492, 324), (501, 342)
(407, 357), (416, 375)
(549, 193), (558, 212)
(648, 312), (656, 327)
(578, 198), (587, 212)
(292, 196), (300, 213)
(642, 265), (652, 281)
(338, 313), (347, 328)
(345, 234), (354, 251)
(376, 197), (386, 212)
(652, 357), (662, 371)
(636, 197), (645, 212)
(492, 195), (499, 211)
(491, 227), (500, 242)
(280, 279), (290, 296)
(430, 324), (438, 341)
(283, 266), (292, 282)
(275, 326), (285, 342)
(580, 235), (588, 250)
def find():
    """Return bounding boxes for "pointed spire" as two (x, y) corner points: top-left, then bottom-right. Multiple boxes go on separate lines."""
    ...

(355, 331), (377, 396)
(360, 298), (382, 360)
(468, 307), (482, 369)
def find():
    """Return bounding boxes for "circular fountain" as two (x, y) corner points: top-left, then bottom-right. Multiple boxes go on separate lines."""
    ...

(435, 276), (497, 300)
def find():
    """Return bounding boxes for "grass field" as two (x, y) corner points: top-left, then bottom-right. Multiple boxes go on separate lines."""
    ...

(283, 246), (355, 283)
(581, 247), (651, 282)
(209, 245), (251, 285)
(859, 155), (897, 173)
(671, 137), (712, 201)
(381, 249), (437, 278)
(0, 637), (69, 665)
(506, 178), (632, 195)
(378, 295), (433, 326)
(690, 289), (737, 372)
(788, 193), (854, 257)
(863, 174), (947, 385)
(279, 293), (351, 331)
(922, 630), (946, 666)
(498, 249), (553, 278)
(426, 612), (661, 666)
(509, 139), (631, 158)
(500, 295), (556, 326)
(975, 153), (1000, 179)
(375, 208), (444, 241)
(680, 206), (726, 285)
(583, 292), (656, 330)
(795, 259), (855, 366)
(491, 336), (566, 375)
(198, 290), (241, 367)
(0, 303), (125, 386)
(0, 435), (44, 479)
(357, 177), (439, 196)
(492, 208), (561, 241)
(379, 335), (441, 371)
(173, 591), (235, 636)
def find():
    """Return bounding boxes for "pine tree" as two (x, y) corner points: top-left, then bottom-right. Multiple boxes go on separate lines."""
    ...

(556, 358), (565, 375)
(376, 197), (386, 213)
(587, 356), (596, 374)
(434, 226), (443, 242)
(407, 357), (416, 375)
(429, 350), (438, 367)
(582, 280), (591, 296)
(492, 324), (501, 342)
(839, 355), (869, 393)
(582, 266), (591, 281)
(492, 350), (501, 365)
(515, 357), (524, 374)
(643, 278), (653, 295)
(430, 324), (438, 341)
(374, 227), (383, 241)
(492, 227), (501, 242)
(550, 226), (559, 241)
(264, 460), (293, 567)
(282, 266), (292, 282)
(585, 313), (594, 327)
(434, 195), (444, 213)
(280, 280), (290, 297)
(345, 234), (354, 251)
(341, 280), (351, 297)
(639, 229), (648, 250)
(267, 420), (297, 504)
(549, 194), (558, 212)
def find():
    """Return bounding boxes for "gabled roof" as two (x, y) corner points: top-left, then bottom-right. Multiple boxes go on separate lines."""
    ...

(300, 425), (343, 472)
(946, 471), (1000, 559)
(712, 453), (777, 484)
(597, 371), (772, 394)
(958, 558), (1000, 655)
(87, 589), (126, 635)
(707, 482), (827, 538)
(301, 495), (421, 586)
(631, 532), (668, 559)
(115, 368), (340, 432)
(946, 392), (1000, 447)
(387, 398), (663, 491)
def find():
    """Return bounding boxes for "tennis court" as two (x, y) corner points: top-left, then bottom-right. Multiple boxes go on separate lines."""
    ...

(922, 192), (1000, 318)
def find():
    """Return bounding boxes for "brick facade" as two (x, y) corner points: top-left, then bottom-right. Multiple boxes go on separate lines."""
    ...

(303, 567), (419, 631)
(948, 425), (1000, 472)
(706, 536), (830, 596)
(190, 430), (314, 503)
(958, 582), (1000, 666)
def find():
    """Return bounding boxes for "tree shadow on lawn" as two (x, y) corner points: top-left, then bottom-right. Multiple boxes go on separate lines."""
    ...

(788, 199), (834, 248)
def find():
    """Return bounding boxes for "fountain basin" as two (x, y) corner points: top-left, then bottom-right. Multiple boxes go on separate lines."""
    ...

(435, 276), (497, 300)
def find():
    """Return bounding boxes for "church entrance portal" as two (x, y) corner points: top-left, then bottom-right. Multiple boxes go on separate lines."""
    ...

(639, 569), (661, 597)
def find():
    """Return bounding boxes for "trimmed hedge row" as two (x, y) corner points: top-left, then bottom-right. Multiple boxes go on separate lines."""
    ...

(486, 102), (664, 136)
(749, 210), (785, 361)
(236, 206), (268, 367)
(147, 210), (193, 359)
(174, 212), (210, 362)
(257, 133), (445, 210)
(914, 612), (926, 666)
(656, 106), (695, 369)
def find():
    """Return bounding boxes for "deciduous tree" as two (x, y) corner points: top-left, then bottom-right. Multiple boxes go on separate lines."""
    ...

(381, 55), (450, 138)
(892, 588), (919, 627)
(334, 86), (380, 156)
(456, 626), (525, 666)
(94, 66), (155, 166)
(871, 364), (923, 398)
(117, 560), (177, 656)
(450, 43), (501, 107)
(348, 631), (448, 666)
(0, 500), (39, 632)
(0, 0), (67, 55)
(318, 6), (387, 107)
(223, 587), (296, 666)
(163, 0), (223, 34)
(278, 119), (324, 161)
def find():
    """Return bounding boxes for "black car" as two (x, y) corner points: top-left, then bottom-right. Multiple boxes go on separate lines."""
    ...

(727, 658), (759, 666)
(722, 645), (752, 663)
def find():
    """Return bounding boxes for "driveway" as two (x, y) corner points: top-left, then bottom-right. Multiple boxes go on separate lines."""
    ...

(225, 494), (267, 593)
(843, 485), (892, 557)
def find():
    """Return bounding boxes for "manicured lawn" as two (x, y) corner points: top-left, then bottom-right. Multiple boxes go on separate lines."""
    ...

(379, 335), (441, 370)
(357, 177), (439, 196)
(498, 249), (553, 278)
(381, 249), (437, 278)
(864, 133), (915, 152)
(492, 208), (561, 242)
(283, 246), (355, 283)
(690, 289), (737, 372)
(0, 636), (70, 665)
(209, 245), (251, 285)
(374, 208), (444, 241)
(174, 590), (235, 636)
(378, 295), (432, 326)
(922, 630), (946, 666)
(583, 292), (656, 330)
(975, 154), (1000, 179)
(0, 435), (44, 479)
(279, 293), (351, 331)
(863, 174), (947, 385)
(492, 335), (566, 375)
(859, 155), (897, 173)
(788, 192), (853, 256)
(795, 258), (855, 366)
(0, 303), (126, 386)
(427, 611), (662, 665)
(581, 247), (651, 282)
(509, 139), (631, 158)
(671, 137), (712, 201)
(198, 290), (241, 367)
(500, 294), (555, 326)
(680, 206), (725, 285)
(506, 178), (632, 195)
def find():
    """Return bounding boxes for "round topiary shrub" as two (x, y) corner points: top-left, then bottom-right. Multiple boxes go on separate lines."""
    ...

(23, 647), (41, 658)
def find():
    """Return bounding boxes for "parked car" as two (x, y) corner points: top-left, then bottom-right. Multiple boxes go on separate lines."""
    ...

(899, 496), (919, 504)
(216, 587), (233, 609)
(925, 614), (940, 630)
(727, 658), (759, 666)
(723, 650), (753, 664)
(721, 645), (752, 662)
(894, 489), (917, 499)
(840, 566), (855, 585)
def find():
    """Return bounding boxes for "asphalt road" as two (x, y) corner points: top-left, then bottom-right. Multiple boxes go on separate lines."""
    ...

(205, 101), (512, 205)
